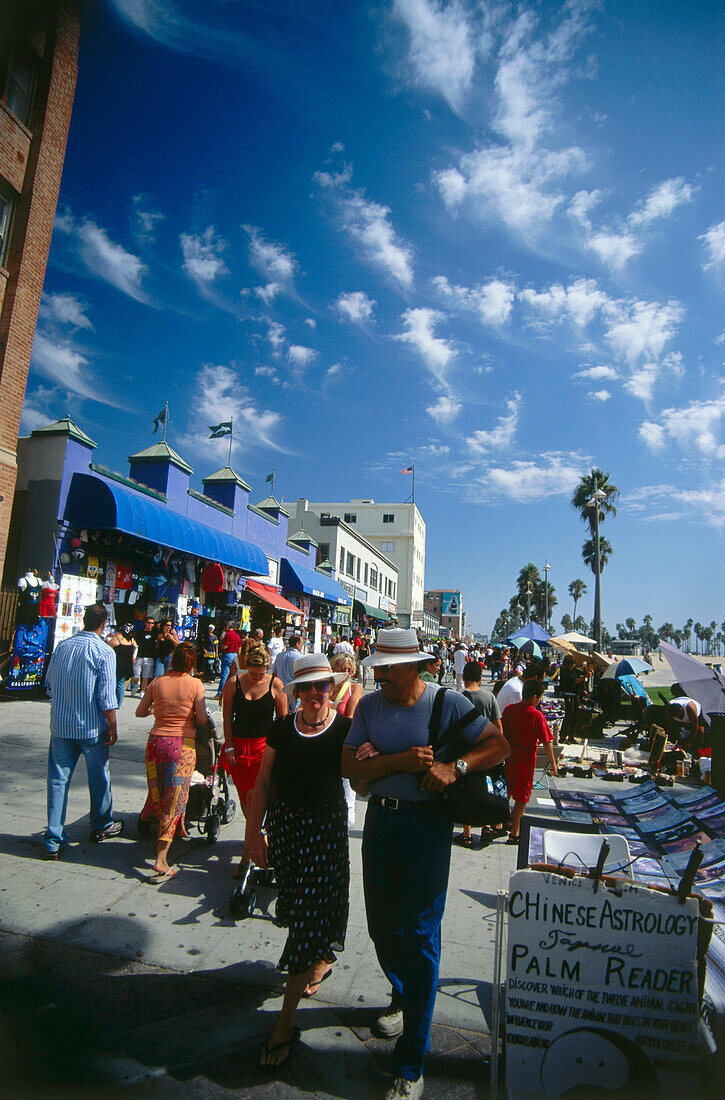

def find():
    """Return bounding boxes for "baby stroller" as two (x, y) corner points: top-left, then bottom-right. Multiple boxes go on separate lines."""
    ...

(184, 715), (236, 843)
(137, 714), (236, 844)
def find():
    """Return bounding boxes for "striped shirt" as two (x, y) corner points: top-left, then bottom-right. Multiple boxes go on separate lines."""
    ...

(45, 631), (118, 742)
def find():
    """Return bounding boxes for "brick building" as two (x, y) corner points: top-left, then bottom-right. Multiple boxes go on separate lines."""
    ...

(0, 1), (80, 578)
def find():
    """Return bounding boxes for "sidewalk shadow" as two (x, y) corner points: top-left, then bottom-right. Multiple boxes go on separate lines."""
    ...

(0, 914), (380, 1099)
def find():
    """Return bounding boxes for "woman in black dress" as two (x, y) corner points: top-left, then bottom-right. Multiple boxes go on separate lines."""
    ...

(244, 654), (354, 1067)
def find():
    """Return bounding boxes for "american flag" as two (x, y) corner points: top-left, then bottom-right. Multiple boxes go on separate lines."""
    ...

(400, 466), (413, 474)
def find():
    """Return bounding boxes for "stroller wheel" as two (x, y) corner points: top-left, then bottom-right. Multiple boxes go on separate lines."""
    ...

(229, 883), (256, 919)
(137, 815), (154, 838)
(221, 797), (236, 825)
(205, 813), (221, 845)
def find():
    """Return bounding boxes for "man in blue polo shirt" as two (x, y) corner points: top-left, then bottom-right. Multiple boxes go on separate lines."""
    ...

(342, 628), (509, 1100)
(43, 603), (123, 857)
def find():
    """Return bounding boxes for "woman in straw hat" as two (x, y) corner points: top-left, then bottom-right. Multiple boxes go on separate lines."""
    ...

(245, 654), (377, 1067)
(329, 652), (364, 827)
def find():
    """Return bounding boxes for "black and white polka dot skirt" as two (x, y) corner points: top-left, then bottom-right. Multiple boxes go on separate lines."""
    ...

(267, 797), (349, 975)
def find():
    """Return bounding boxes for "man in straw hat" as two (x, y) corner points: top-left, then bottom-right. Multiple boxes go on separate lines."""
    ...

(342, 629), (509, 1099)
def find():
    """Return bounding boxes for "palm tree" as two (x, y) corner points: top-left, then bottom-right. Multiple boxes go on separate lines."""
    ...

(683, 618), (693, 653)
(568, 579), (587, 621)
(673, 629), (684, 649)
(516, 563), (540, 621)
(693, 622), (703, 655)
(658, 623), (675, 644)
(572, 469), (619, 646)
(560, 613), (574, 633)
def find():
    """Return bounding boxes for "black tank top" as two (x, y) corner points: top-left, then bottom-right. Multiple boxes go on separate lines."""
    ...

(232, 677), (275, 740)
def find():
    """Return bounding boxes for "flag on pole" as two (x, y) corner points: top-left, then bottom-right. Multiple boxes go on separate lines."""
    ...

(265, 472), (274, 483)
(400, 466), (413, 474)
(152, 407), (167, 434)
(209, 421), (233, 438)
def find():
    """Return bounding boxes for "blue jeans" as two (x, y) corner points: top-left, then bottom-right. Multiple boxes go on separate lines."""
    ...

(216, 651), (236, 695)
(116, 677), (127, 708)
(45, 737), (114, 852)
(362, 799), (453, 1081)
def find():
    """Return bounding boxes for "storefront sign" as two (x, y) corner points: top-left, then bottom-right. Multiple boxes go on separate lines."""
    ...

(506, 869), (700, 1099)
(379, 596), (389, 612)
(339, 579), (355, 598)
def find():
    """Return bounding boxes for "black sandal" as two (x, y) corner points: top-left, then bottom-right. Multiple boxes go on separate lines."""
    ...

(453, 833), (473, 848)
(259, 1026), (301, 1068)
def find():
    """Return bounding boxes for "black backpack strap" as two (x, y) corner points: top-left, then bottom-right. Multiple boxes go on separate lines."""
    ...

(428, 687), (480, 756)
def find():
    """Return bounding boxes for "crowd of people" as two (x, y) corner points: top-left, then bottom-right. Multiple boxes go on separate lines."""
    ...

(40, 610), (710, 1098)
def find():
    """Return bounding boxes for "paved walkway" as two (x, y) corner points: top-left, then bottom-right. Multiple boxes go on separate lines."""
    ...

(0, 683), (523, 1098)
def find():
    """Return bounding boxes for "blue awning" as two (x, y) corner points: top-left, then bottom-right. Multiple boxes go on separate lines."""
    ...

(280, 557), (352, 606)
(64, 472), (269, 574)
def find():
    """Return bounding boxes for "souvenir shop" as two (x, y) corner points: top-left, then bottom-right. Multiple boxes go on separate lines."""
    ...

(279, 558), (352, 650)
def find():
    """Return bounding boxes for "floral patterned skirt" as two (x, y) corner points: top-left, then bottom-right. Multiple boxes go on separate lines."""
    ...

(142, 735), (196, 841)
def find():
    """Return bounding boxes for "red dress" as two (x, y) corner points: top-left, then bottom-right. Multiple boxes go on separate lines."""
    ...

(503, 700), (553, 803)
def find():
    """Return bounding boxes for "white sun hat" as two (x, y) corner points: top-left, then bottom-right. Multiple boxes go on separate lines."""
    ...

(360, 628), (434, 668)
(282, 653), (349, 695)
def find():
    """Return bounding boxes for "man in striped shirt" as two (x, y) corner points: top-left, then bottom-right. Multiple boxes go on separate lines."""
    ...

(43, 603), (123, 858)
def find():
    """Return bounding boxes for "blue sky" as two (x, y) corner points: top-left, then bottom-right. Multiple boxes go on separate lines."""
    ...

(23, 0), (724, 636)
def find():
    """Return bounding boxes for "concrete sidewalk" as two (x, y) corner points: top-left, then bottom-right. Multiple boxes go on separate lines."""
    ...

(0, 686), (523, 1098)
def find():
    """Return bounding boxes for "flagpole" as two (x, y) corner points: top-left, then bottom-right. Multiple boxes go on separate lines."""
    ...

(227, 418), (234, 466)
(162, 401), (168, 443)
(412, 464), (415, 506)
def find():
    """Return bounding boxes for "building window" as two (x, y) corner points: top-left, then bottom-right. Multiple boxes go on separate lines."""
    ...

(392, 581), (396, 599)
(383, 513), (394, 523)
(370, 566), (378, 590)
(381, 540), (394, 553)
(316, 542), (330, 567)
(356, 558), (361, 581)
(364, 563), (368, 585)
(344, 512), (357, 523)
(0, 182), (14, 267)
(6, 55), (35, 128)
(346, 551), (355, 577)
(339, 547), (345, 572)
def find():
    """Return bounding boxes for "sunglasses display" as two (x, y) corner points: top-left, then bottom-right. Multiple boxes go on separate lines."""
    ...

(298, 680), (332, 694)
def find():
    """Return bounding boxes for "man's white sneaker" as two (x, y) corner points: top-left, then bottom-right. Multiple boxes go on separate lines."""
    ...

(372, 996), (404, 1039)
(384, 1076), (423, 1100)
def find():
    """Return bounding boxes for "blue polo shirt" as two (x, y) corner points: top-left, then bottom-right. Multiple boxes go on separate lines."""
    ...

(45, 631), (118, 742)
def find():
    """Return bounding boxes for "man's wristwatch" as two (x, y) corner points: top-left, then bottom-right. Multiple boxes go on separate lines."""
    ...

(455, 758), (468, 777)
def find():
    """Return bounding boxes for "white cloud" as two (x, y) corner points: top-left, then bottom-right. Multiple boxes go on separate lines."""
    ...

(182, 363), (282, 454)
(629, 177), (695, 227)
(573, 364), (619, 382)
(467, 393), (520, 453)
(180, 226), (228, 284)
(639, 389), (725, 460)
(475, 452), (586, 504)
(426, 394), (461, 425)
(568, 189), (602, 229)
(254, 364), (278, 381)
(305, 317), (316, 329)
(587, 230), (641, 270)
(314, 167), (414, 288)
(326, 362), (344, 379)
(675, 479), (725, 528)
(133, 195), (164, 241)
(30, 332), (118, 405)
(519, 277), (608, 327)
(267, 321), (286, 356)
(55, 211), (148, 301)
(244, 225), (298, 287)
(333, 291), (376, 325)
(588, 389), (611, 402)
(626, 479), (725, 529)
(38, 292), (93, 329)
(254, 282), (281, 304)
(700, 220), (725, 272)
(603, 299), (684, 366)
(20, 388), (57, 433)
(394, 308), (454, 382)
(432, 275), (514, 326)
(392, 0), (476, 113)
(287, 345), (317, 369)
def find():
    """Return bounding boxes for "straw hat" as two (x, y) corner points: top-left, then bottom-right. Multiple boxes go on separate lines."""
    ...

(360, 627), (434, 668)
(282, 653), (349, 695)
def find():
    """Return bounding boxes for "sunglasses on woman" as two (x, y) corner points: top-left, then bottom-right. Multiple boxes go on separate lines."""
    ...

(298, 680), (332, 694)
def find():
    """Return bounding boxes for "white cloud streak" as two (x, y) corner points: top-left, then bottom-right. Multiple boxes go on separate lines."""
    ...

(394, 308), (454, 382)
(333, 291), (376, 325)
(55, 210), (148, 301)
(392, 0), (476, 113)
(180, 226), (228, 284)
(432, 275), (514, 326)
(700, 220), (725, 272)
(38, 293), (93, 329)
(467, 393), (521, 453)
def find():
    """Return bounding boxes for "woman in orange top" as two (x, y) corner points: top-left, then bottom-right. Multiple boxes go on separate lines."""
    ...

(136, 642), (210, 879)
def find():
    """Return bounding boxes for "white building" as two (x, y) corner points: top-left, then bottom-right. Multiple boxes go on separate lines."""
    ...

(285, 499), (399, 629)
(290, 499), (426, 629)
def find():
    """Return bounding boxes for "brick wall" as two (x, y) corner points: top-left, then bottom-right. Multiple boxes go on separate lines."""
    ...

(0, 1), (80, 580)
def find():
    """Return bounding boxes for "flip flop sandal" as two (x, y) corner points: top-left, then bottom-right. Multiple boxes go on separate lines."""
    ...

(453, 834), (473, 848)
(506, 835), (520, 846)
(303, 968), (332, 998)
(259, 1025), (301, 1068)
(148, 866), (180, 883)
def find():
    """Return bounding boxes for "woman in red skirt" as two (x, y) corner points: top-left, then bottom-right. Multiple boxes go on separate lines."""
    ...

(221, 644), (287, 875)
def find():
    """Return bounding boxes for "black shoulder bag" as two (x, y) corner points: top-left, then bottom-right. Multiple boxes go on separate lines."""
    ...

(426, 688), (509, 827)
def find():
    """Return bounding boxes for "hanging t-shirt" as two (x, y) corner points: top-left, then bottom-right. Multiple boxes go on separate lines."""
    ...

(201, 562), (225, 592)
